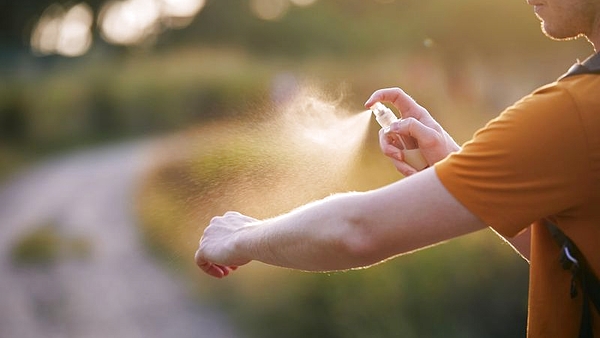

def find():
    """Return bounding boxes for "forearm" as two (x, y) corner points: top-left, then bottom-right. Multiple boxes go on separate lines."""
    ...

(231, 168), (487, 272)
(235, 192), (371, 271)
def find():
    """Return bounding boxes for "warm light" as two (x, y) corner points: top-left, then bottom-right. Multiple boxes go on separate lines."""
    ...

(31, 7), (62, 55)
(290, 0), (317, 7)
(99, 0), (206, 45)
(57, 4), (94, 56)
(30, 3), (93, 57)
(99, 0), (161, 46)
(158, 0), (205, 28)
(249, 0), (290, 21)
(160, 0), (205, 18)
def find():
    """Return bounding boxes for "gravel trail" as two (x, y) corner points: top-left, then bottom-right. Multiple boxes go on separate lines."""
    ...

(0, 140), (241, 338)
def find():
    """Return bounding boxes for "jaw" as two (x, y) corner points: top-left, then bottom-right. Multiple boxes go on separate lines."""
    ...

(534, 0), (600, 49)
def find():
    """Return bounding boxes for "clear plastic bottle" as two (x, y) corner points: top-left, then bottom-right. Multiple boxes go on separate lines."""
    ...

(370, 102), (428, 170)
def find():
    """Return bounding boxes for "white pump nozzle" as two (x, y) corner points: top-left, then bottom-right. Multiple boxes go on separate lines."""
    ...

(370, 102), (398, 128)
(369, 102), (428, 170)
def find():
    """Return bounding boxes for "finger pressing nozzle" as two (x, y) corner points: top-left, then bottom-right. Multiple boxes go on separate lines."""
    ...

(370, 102), (398, 129)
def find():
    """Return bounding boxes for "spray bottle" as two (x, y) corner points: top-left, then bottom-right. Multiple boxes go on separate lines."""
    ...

(370, 102), (428, 170)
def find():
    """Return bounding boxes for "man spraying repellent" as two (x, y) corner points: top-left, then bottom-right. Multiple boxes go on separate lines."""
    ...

(195, 0), (600, 337)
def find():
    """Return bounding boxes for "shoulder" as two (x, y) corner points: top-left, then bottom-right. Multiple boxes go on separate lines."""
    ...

(554, 74), (600, 117)
(434, 79), (593, 237)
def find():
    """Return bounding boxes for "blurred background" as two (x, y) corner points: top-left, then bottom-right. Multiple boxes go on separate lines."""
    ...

(0, 0), (594, 337)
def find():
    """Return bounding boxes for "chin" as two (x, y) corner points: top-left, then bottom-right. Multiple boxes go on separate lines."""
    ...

(541, 23), (583, 41)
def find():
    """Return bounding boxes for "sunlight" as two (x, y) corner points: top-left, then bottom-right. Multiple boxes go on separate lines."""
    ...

(160, 0), (206, 18)
(99, 0), (206, 45)
(29, 0), (318, 54)
(159, 0), (206, 28)
(30, 5), (62, 56)
(289, 0), (317, 7)
(30, 3), (93, 57)
(57, 4), (94, 57)
(99, 0), (161, 46)
(249, 0), (290, 21)
(249, 0), (318, 21)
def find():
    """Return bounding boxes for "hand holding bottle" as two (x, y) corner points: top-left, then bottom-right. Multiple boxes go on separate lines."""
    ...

(365, 87), (460, 176)
(370, 102), (429, 171)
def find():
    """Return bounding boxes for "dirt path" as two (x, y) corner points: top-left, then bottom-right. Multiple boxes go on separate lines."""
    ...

(0, 140), (242, 338)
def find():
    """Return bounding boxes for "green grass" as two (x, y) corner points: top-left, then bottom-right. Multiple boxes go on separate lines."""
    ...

(1, 41), (580, 337)
(10, 224), (92, 267)
(134, 85), (530, 337)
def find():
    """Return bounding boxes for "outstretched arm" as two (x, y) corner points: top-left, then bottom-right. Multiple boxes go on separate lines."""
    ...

(195, 167), (488, 278)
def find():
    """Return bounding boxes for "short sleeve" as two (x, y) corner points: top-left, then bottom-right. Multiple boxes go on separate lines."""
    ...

(435, 83), (589, 237)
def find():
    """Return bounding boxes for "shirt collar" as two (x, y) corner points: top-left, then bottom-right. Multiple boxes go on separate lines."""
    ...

(560, 52), (600, 79)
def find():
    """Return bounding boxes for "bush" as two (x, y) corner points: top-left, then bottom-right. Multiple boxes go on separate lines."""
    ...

(10, 224), (92, 267)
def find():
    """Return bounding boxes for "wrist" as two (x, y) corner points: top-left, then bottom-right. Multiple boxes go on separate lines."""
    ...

(230, 223), (260, 266)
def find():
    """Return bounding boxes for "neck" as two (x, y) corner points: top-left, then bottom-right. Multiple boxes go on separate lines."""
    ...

(592, 12), (600, 52)
(587, 36), (598, 53)
(590, 30), (599, 52)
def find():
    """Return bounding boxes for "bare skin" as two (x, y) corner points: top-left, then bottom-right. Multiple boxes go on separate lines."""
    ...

(196, 168), (487, 278)
(195, 0), (600, 278)
(364, 88), (461, 176)
(365, 88), (532, 261)
(195, 89), (486, 278)
(527, 0), (600, 50)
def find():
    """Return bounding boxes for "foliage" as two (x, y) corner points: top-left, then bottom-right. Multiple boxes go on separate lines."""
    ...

(135, 86), (529, 337)
(2, 0), (594, 336)
(10, 224), (92, 267)
(0, 49), (272, 152)
(220, 235), (529, 338)
(137, 138), (529, 338)
(0, 0), (591, 167)
(10, 226), (62, 266)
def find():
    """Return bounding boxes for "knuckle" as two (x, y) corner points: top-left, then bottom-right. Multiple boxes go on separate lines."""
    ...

(420, 133), (443, 148)
(384, 148), (398, 158)
(404, 117), (418, 125)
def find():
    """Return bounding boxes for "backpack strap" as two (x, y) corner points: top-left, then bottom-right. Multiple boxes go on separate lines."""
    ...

(550, 51), (600, 336)
(544, 219), (600, 338)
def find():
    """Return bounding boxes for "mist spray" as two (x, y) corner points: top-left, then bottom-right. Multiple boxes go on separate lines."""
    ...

(370, 102), (428, 170)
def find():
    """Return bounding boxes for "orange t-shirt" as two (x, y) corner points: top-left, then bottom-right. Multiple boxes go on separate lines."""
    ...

(435, 62), (600, 337)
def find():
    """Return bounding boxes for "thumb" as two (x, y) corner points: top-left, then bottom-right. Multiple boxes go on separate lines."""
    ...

(390, 117), (440, 149)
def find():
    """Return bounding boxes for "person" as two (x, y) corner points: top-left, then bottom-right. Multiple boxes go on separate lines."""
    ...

(195, 0), (600, 336)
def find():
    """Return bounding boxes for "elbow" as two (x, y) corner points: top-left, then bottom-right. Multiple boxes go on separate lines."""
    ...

(335, 213), (386, 268)
(318, 192), (394, 270)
